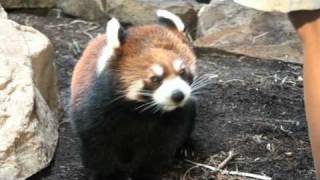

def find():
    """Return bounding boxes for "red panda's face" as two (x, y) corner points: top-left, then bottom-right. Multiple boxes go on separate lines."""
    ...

(148, 58), (195, 111)
(116, 30), (196, 112)
(96, 10), (197, 112)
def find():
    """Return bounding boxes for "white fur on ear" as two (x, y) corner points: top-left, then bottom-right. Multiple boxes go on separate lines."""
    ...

(156, 9), (185, 32)
(97, 18), (121, 75)
(106, 17), (121, 48)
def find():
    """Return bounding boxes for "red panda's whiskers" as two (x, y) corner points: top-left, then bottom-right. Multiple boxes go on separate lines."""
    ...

(107, 94), (126, 105)
(139, 101), (158, 113)
(191, 80), (208, 90)
(191, 79), (211, 90)
(191, 74), (218, 96)
(138, 92), (153, 97)
(152, 104), (163, 114)
(140, 90), (153, 93)
(135, 101), (154, 110)
(192, 74), (217, 87)
(192, 81), (214, 91)
(137, 90), (154, 98)
(191, 76), (211, 88)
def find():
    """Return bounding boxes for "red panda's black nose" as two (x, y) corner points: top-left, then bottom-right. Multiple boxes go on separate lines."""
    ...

(171, 90), (185, 103)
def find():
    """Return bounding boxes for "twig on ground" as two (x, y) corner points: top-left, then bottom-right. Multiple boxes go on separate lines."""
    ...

(48, 24), (71, 28)
(83, 31), (94, 39)
(182, 165), (202, 180)
(225, 170), (271, 180)
(222, 79), (245, 85)
(85, 25), (101, 32)
(185, 159), (220, 172)
(70, 20), (90, 25)
(72, 40), (81, 55)
(281, 76), (288, 85)
(185, 159), (272, 180)
(218, 149), (236, 169)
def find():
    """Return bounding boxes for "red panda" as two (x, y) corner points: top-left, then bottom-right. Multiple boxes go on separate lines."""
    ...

(71, 10), (197, 180)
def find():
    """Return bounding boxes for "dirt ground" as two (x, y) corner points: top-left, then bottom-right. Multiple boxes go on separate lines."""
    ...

(8, 11), (314, 180)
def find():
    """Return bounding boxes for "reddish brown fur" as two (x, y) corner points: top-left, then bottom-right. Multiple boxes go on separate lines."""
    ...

(71, 34), (106, 110)
(112, 25), (196, 89)
(71, 24), (195, 109)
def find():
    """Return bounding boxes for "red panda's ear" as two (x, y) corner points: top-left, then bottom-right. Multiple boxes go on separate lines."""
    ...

(96, 18), (126, 75)
(106, 17), (127, 47)
(156, 10), (185, 32)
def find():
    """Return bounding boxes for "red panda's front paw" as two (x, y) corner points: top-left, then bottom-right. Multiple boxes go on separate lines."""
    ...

(176, 139), (196, 159)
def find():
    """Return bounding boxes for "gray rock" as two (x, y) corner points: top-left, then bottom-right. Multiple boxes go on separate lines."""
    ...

(58, 0), (198, 29)
(0, 16), (60, 179)
(0, 0), (56, 9)
(195, 0), (303, 63)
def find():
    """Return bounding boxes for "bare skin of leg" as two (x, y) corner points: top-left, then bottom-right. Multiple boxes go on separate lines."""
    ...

(289, 10), (320, 179)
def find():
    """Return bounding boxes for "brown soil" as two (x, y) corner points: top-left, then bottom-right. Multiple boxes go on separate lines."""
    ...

(8, 11), (315, 180)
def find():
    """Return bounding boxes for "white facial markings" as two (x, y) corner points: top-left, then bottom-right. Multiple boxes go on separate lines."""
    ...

(97, 18), (121, 75)
(151, 64), (164, 77)
(153, 77), (191, 111)
(173, 59), (185, 72)
(156, 9), (185, 32)
(126, 80), (144, 101)
(190, 61), (197, 75)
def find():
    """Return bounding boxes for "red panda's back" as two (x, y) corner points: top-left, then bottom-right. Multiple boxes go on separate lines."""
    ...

(71, 35), (107, 110)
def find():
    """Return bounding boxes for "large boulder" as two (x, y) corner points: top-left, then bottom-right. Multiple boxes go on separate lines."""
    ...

(0, 0), (56, 9)
(0, 6), (60, 180)
(235, 0), (320, 13)
(58, 0), (198, 28)
(195, 0), (303, 63)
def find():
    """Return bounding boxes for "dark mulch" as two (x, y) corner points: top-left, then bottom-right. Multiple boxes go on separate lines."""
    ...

(8, 10), (314, 180)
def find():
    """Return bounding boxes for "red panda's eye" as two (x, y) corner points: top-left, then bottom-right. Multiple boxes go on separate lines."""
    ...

(151, 76), (162, 83)
(179, 68), (186, 76)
